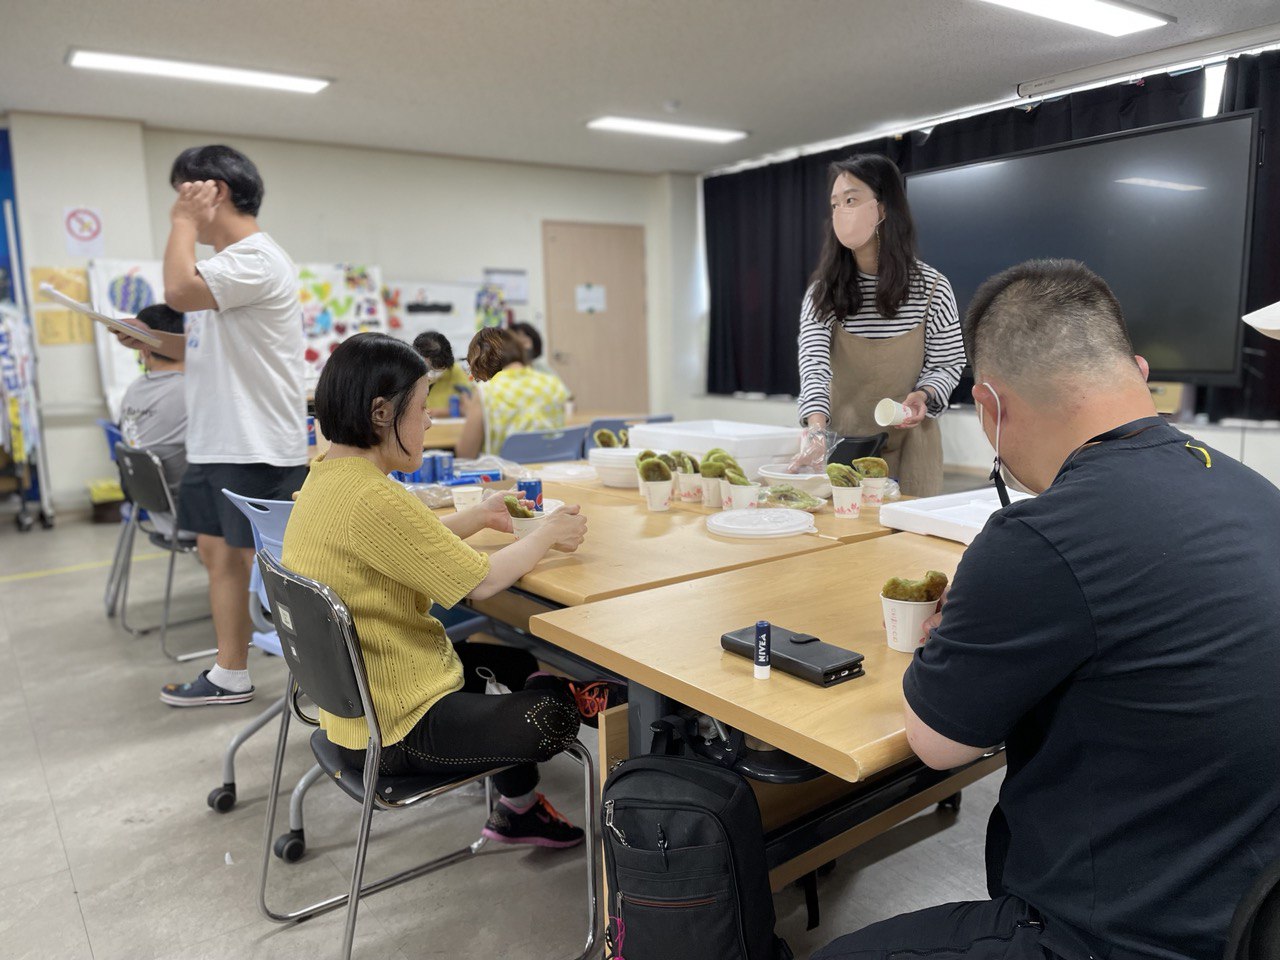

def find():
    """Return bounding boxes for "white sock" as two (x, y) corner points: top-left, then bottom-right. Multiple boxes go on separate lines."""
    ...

(501, 790), (537, 812)
(207, 664), (252, 693)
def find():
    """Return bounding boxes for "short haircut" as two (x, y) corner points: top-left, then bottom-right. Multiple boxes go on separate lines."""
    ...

(315, 333), (427, 455)
(412, 331), (454, 370)
(170, 145), (265, 216)
(964, 259), (1138, 391)
(467, 327), (527, 382)
(136, 303), (185, 362)
(509, 321), (543, 360)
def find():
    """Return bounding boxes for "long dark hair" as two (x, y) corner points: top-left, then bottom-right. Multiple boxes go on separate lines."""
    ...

(809, 154), (918, 322)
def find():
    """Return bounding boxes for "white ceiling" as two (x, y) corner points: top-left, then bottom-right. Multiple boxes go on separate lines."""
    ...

(0, 0), (1276, 175)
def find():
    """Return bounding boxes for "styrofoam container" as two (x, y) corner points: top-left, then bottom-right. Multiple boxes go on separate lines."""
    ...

(879, 489), (1033, 545)
(627, 421), (800, 480)
(757, 463), (831, 499)
(588, 447), (642, 488)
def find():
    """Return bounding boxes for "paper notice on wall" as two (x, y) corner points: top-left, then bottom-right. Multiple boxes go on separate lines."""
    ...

(483, 268), (529, 305)
(34, 310), (93, 346)
(575, 283), (606, 314)
(64, 207), (104, 258)
(29, 267), (88, 302)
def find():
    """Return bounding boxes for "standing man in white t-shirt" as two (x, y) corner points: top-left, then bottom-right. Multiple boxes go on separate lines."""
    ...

(120, 145), (308, 707)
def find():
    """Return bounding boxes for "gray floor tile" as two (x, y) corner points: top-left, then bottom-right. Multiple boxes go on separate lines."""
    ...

(0, 869), (94, 960)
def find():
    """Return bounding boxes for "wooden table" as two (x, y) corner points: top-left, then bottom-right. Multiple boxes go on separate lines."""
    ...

(527, 463), (900, 545)
(532, 533), (966, 781)
(460, 483), (844, 607)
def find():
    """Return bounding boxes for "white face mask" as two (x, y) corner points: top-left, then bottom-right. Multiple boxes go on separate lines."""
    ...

(425, 366), (447, 385)
(978, 382), (1035, 504)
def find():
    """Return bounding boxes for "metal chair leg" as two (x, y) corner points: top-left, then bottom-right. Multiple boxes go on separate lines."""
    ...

(157, 542), (216, 661)
(289, 763), (324, 834)
(341, 748), (382, 960)
(103, 513), (135, 617)
(565, 740), (602, 960)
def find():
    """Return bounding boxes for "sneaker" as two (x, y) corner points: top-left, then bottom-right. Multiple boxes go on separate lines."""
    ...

(566, 679), (628, 728)
(159, 670), (255, 707)
(481, 794), (585, 849)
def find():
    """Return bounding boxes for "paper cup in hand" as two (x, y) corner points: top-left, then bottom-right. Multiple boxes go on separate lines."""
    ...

(676, 472), (703, 503)
(452, 485), (484, 510)
(702, 478), (723, 509)
(512, 498), (564, 539)
(875, 398), (906, 427)
(643, 479), (674, 512)
(881, 595), (937, 653)
(861, 476), (888, 505)
(832, 485), (863, 518)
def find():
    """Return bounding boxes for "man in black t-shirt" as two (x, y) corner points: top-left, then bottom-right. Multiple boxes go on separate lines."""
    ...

(815, 260), (1280, 960)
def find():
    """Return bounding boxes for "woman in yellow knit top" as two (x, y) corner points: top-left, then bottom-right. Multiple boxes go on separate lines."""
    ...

(456, 327), (570, 459)
(283, 333), (598, 848)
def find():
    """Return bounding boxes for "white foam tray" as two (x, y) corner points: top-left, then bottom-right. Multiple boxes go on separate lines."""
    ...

(878, 488), (1032, 545)
(628, 420), (799, 479)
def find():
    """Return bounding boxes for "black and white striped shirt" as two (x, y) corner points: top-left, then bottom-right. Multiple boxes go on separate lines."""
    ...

(797, 261), (965, 424)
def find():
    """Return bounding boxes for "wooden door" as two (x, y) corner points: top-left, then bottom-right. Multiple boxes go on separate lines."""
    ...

(542, 221), (649, 413)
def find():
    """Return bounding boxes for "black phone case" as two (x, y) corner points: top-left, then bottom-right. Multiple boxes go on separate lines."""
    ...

(721, 626), (865, 687)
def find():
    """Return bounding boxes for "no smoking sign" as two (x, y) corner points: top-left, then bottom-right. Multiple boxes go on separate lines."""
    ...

(63, 206), (105, 257)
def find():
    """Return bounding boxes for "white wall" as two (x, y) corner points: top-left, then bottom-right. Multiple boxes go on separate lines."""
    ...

(7, 112), (156, 509)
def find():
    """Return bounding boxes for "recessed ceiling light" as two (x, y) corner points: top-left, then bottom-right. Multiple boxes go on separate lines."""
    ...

(1115, 177), (1204, 191)
(587, 116), (746, 144)
(68, 49), (329, 94)
(974, 0), (1173, 37)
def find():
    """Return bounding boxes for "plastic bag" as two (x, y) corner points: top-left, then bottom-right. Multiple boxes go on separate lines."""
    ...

(404, 483), (456, 509)
(756, 484), (825, 512)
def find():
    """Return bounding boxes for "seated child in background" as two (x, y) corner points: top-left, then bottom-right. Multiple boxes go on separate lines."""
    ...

(118, 304), (189, 533)
(283, 332), (595, 847)
(412, 330), (471, 418)
(456, 327), (570, 459)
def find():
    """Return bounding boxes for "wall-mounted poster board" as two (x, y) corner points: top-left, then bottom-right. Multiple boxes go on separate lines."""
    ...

(383, 280), (484, 362)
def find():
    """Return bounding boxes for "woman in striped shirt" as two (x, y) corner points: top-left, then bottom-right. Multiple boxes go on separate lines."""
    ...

(794, 155), (965, 496)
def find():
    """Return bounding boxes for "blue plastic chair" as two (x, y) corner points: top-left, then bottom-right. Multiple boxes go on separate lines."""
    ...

(499, 425), (589, 463)
(222, 489), (294, 650)
(97, 419), (124, 461)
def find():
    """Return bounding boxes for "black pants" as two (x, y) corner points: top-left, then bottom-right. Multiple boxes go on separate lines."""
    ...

(339, 644), (579, 798)
(813, 896), (1062, 960)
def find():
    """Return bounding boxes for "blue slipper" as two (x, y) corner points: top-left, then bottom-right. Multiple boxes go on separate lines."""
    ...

(160, 670), (255, 707)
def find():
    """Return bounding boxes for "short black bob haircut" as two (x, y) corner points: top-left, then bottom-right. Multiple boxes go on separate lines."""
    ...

(170, 145), (265, 217)
(315, 334), (427, 455)
(509, 321), (543, 360)
(412, 330), (455, 370)
(136, 304), (186, 362)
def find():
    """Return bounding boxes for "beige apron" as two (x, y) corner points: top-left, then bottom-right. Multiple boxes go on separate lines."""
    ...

(828, 286), (944, 497)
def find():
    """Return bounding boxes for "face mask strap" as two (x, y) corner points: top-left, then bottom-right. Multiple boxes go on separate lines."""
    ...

(982, 382), (1012, 508)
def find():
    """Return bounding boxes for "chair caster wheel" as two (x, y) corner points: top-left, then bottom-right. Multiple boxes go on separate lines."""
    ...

(274, 829), (306, 862)
(938, 791), (962, 813)
(208, 783), (237, 813)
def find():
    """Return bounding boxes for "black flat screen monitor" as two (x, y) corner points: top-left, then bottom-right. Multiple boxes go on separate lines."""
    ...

(907, 112), (1257, 385)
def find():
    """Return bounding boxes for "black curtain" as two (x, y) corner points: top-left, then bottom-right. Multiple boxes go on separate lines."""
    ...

(705, 69), (1208, 397)
(1203, 50), (1280, 421)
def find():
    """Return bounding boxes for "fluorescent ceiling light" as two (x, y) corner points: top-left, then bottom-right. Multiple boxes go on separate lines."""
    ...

(975, 0), (1173, 37)
(1115, 177), (1204, 191)
(68, 49), (328, 94)
(587, 116), (746, 144)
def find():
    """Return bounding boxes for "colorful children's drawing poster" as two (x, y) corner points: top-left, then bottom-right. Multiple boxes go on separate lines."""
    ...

(298, 263), (387, 377)
(87, 259), (158, 421)
(382, 280), (483, 361)
(475, 282), (507, 329)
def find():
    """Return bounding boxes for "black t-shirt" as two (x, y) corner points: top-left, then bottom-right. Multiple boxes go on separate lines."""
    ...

(904, 418), (1280, 960)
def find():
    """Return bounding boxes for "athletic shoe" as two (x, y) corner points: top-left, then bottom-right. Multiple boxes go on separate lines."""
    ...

(481, 794), (585, 849)
(159, 670), (255, 707)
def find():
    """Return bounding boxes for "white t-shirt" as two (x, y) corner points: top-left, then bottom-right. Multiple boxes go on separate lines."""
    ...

(185, 232), (307, 466)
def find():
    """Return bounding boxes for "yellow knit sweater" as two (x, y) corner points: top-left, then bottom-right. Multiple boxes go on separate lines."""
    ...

(281, 456), (490, 749)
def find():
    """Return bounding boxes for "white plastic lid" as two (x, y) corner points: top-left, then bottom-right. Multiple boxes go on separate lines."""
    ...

(706, 508), (817, 539)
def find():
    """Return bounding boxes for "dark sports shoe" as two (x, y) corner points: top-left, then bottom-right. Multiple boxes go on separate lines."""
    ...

(159, 670), (255, 707)
(481, 794), (585, 849)
(566, 679), (628, 728)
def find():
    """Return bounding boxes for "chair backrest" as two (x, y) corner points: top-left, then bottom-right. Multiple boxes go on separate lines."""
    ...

(256, 550), (374, 726)
(221, 489), (294, 558)
(1225, 854), (1280, 960)
(583, 415), (675, 454)
(829, 433), (889, 467)
(98, 420), (124, 462)
(114, 443), (176, 515)
(499, 425), (589, 463)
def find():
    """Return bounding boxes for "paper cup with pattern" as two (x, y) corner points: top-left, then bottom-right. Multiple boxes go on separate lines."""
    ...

(725, 482), (762, 509)
(452, 485), (484, 511)
(702, 477), (723, 509)
(861, 476), (888, 505)
(881, 595), (937, 653)
(831, 484), (863, 518)
(643, 479), (674, 512)
(720, 478), (733, 509)
(676, 472), (703, 503)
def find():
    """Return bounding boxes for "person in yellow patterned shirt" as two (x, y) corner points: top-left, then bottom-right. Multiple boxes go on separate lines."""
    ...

(456, 327), (569, 459)
(283, 333), (594, 848)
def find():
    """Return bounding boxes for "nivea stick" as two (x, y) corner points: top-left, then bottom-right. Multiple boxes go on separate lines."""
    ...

(755, 620), (772, 679)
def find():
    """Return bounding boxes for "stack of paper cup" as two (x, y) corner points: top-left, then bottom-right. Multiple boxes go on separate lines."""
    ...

(831, 485), (863, 518)
(881, 594), (937, 652)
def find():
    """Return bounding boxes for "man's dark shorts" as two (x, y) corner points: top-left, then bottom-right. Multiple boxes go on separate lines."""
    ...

(176, 462), (308, 549)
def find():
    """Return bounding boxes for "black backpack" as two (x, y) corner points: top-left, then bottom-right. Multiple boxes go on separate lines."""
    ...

(601, 754), (792, 960)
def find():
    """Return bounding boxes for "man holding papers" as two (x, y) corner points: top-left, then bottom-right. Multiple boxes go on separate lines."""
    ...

(122, 145), (307, 706)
